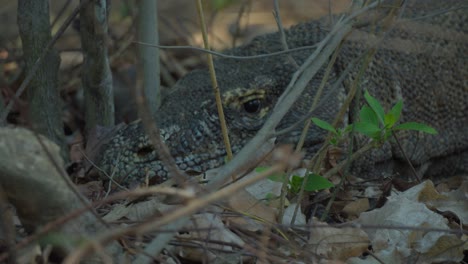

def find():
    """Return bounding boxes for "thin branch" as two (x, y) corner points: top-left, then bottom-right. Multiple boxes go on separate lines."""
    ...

(205, 3), (368, 191)
(133, 41), (319, 60)
(392, 131), (421, 183)
(50, 0), (74, 28)
(195, 0), (233, 161)
(63, 150), (296, 263)
(273, 0), (299, 68)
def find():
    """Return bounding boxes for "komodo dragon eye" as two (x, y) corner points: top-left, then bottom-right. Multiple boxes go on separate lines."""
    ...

(243, 99), (262, 113)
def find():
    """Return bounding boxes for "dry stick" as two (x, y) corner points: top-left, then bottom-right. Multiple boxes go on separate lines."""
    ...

(134, 156), (295, 233)
(272, 59), (353, 138)
(272, 0), (302, 221)
(136, 0), (160, 113)
(257, 220), (272, 263)
(0, 184), (194, 263)
(134, 70), (190, 185)
(50, 0), (74, 28)
(30, 131), (112, 236)
(295, 49), (373, 223)
(134, 41), (320, 60)
(273, 0), (299, 68)
(365, 249), (387, 264)
(0, 186), (16, 264)
(205, 0), (381, 192)
(206, 16), (357, 192)
(0, 0), (90, 124)
(132, 2), (193, 260)
(63, 158), (294, 263)
(280, 2), (383, 224)
(392, 131), (422, 183)
(230, 0), (251, 48)
(288, 43), (343, 225)
(319, 2), (406, 221)
(319, 50), (378, 222)
(278, 1), (380, 224)
(294, 43), (342, 154)
(195, 0), (233, 162)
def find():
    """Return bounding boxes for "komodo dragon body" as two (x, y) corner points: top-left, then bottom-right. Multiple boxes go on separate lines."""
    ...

(96, 0), (467, 186)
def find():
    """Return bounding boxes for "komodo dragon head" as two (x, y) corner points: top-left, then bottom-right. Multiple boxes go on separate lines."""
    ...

(96, 21), (346, 186)
(96, 0), (468, 186)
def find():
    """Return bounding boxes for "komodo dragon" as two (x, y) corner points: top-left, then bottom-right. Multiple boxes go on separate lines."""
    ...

(94, 0), (467, 186)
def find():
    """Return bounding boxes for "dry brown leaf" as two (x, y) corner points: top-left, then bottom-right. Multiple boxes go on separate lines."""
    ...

(226, 189), (277, 231)
(428, 179), (468, 225)
(282, 203), (306, 226)
(102, 196), (175, 222)
(357, 180), (466, 263)
(308, 221), (369, 260)
(342, 198), (370, 219)
(175, 213), (245, 263)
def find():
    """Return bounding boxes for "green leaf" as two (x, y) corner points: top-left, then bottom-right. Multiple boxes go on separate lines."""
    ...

(344, 124), (354, 133)
(303, 174), (334, 192)
(354, 122), (382, 139)
(289, 175), (303, 194)
(256, 167), (288, 182)
(364, 91), (385, 124)
(393, 122), (438, 134)
(264, 193), (278, 200)
(211, 0), (235, 10)
(388, 100), (403, 125)
(312, 118), (337, 134)
(359, 106), (379, 126)
(384, 113), (397, 128)
(384, 100), (403, 128)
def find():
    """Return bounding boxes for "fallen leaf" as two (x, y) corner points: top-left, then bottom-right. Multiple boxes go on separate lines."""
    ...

(357, 180), (466, 263)
(342, 198), (370, 219)
(308, 221), (369, 260)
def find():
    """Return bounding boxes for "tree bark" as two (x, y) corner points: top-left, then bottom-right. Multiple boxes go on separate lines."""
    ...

(17, 0), (65, 153)
(136, 0), (161, 115)
(0, 127), (121, 262)
(80, 0), (114, 134)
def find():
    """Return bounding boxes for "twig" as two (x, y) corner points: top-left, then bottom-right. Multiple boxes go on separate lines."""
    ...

(206, 6), (360, 191)
(392, 131), (421, 182)
(50, 0), (74, 28)
(132, 2), (196, 259)
(63, 150), (296, 263)
(195, 0), (233, 161)
(133, 41), (319, 60)
(273, 0), (299, 68)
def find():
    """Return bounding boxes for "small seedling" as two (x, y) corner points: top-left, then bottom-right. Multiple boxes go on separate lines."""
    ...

(312, 90), (437, 144)
(256, 167), (334, 195)
(354, 90), (437, 142)
(311, 117), (352, 145)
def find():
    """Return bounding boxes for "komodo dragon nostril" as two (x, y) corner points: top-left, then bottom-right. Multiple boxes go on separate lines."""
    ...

(136, 146), (154, 157)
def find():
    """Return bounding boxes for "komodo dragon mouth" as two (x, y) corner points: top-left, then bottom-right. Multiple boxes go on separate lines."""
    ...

(96, 0), (468, 187)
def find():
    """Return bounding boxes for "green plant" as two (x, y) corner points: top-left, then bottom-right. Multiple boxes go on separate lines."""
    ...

(255, 167), (334, 196)
(311, 117), (352, 145)
(312, 90), (437, 144)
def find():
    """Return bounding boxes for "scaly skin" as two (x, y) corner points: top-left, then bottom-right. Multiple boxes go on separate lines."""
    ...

(96, 0), (467, 186)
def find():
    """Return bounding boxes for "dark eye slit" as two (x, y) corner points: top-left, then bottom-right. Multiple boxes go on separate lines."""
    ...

(243, 99), (261, 113)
